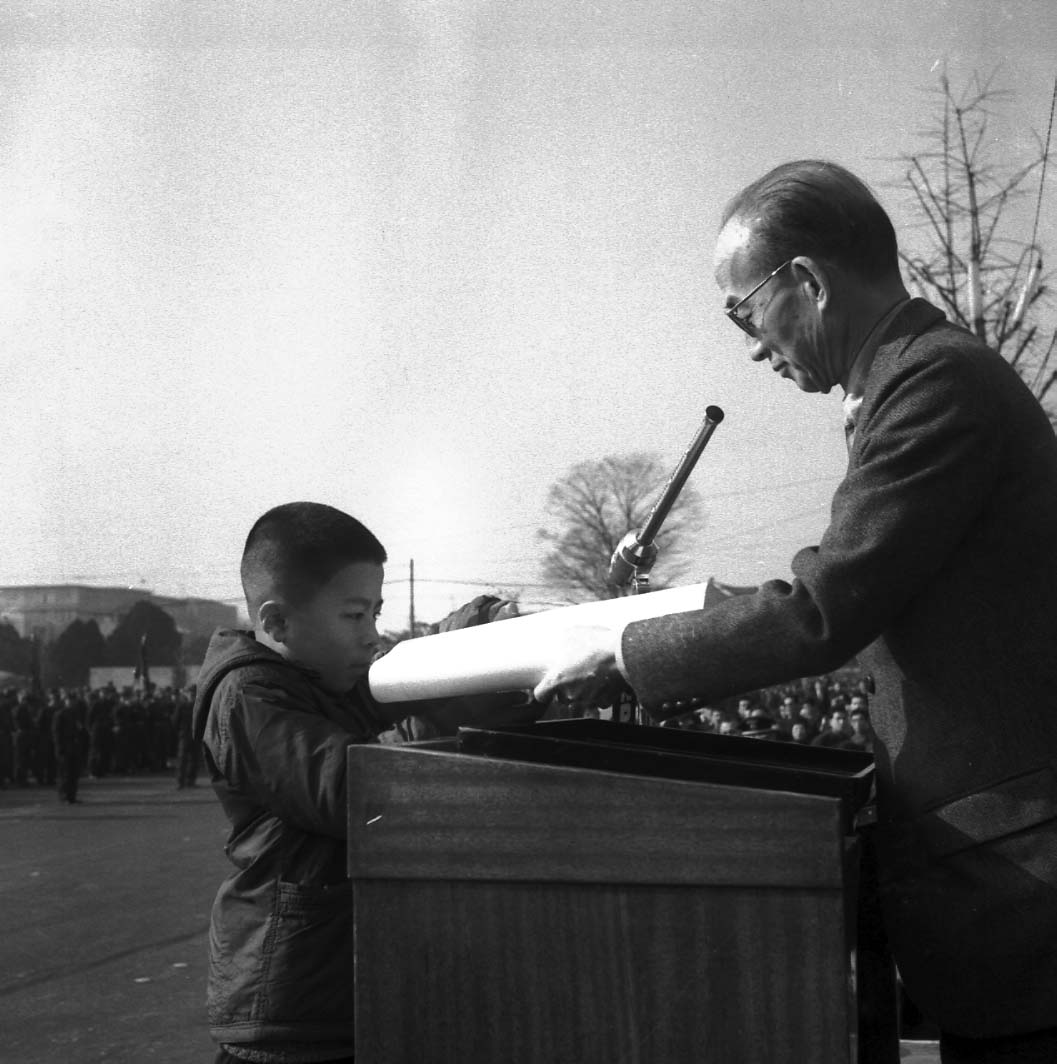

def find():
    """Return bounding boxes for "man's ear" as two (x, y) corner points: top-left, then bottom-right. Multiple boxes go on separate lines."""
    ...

(257, 600), (287, 643)
(791, 255), (830, 310)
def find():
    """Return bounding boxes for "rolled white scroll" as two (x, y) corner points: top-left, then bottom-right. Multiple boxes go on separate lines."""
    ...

(368, 581), (714, 703)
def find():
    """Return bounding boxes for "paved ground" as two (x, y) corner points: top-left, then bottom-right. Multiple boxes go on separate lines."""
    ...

(900, 1045), (941, 1064)
(0, 771), (940, 1064)
(0, 773), (228, 1064)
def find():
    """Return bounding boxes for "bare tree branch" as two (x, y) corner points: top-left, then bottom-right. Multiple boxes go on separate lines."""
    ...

(890, 71), (1056, 420)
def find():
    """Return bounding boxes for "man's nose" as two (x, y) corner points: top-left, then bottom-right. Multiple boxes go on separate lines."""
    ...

(748, 338), (770, 363)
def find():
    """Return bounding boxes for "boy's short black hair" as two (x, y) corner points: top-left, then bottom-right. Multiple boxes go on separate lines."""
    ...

(241, 502), (387, 616)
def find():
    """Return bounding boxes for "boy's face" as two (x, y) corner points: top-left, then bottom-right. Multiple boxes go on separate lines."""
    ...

(275, 561), (384, 694)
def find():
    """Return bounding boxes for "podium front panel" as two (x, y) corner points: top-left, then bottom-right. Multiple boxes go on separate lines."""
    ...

(349, 743), (847, 888)
(348, 736), (878, 1063)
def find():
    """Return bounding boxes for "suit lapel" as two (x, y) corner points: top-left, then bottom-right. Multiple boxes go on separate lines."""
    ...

(849, 299), (947, 456)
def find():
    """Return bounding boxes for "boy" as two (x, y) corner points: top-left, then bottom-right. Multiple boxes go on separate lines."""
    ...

(192, 501), (534, 1064)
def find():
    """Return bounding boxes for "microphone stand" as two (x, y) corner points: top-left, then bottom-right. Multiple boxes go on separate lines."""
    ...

(607, 405), (725, 595)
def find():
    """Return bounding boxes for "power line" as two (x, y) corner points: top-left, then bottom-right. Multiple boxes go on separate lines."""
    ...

(706, 503), (832, 548)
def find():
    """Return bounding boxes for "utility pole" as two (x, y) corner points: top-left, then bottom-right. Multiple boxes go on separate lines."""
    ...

(408, 558), (416, 638)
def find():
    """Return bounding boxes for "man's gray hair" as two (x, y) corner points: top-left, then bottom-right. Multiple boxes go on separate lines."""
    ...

(722, 160), (900, 282)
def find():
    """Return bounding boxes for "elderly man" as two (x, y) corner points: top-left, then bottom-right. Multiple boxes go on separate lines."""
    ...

(535, 160), (1057, 1062)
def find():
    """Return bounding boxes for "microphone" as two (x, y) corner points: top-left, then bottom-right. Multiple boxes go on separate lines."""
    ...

(607, 405), (725, 591)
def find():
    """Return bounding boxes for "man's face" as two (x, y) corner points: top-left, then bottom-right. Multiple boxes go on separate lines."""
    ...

(829, 711), (847, 733)
(714, 218), (838, 394)
(279, 561), (384, 694)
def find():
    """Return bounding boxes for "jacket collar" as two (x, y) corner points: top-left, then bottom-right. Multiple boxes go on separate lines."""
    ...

(842, 299), (947, 447)
(873, 297), (947, 365)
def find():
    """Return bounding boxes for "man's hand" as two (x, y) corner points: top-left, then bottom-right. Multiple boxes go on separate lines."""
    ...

(532, 624), (623, 707)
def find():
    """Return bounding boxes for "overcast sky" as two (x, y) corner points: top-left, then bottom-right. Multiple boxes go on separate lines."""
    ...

(2, 0), (1054, 629)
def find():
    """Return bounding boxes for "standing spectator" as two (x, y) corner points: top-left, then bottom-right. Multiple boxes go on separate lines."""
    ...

(841, 707), (876, 754)
(744, 710), (777, 739)
(797, 699), (823, 741)
(811, 677), (830, 714)
(87, 690), (113, 778)
(52, 692), (84, 803)
(141, 693), (158, 771)
(734, 696), (755, 729)
(811, 706), (851, 748)
(12, 690), (38, 786)
(775, 696), (798, 738)
(0, 690), (14, 787)
(111, 692), (133, 774)
(172, 687), (200, 788)
(152, 688), (175, 771)
(74, 689), (90, 764)
(33, 691), (58, 786)
(128, 692), (147, 772)
(789, 721), (812, 744)
(699, 707), (723, 733)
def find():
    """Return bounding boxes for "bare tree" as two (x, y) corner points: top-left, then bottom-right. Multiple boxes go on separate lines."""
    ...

(537, 453), (704, 601)
(892, 72), (1056, 408)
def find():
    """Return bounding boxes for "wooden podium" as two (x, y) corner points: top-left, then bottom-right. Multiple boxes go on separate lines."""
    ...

(348, 721), (895, 1064)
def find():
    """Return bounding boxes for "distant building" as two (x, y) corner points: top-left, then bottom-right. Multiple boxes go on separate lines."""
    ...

(0, 584), (238, 642)
(153, 595), (240, 641)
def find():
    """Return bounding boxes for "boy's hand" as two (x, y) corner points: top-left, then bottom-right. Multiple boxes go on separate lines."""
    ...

(435, 595), (519, 632)
(392, 595), (536, 735)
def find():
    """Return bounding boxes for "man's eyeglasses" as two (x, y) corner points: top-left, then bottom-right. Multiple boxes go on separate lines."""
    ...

(726, 259), (793, 338)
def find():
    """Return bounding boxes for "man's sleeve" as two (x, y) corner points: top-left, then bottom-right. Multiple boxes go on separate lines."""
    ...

(207, 681), (354, 839)
(620, 346), (1001, 709)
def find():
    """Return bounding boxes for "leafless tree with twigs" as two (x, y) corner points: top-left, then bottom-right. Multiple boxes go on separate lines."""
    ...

(537, 452), (704, 601)
(892, 72), (1056, 411)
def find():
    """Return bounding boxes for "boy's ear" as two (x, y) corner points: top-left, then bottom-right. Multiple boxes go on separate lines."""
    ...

(257, 600), (287, 642)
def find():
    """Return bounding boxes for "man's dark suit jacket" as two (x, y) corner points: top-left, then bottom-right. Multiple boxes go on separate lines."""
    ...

(621, 299), (1057, 1037)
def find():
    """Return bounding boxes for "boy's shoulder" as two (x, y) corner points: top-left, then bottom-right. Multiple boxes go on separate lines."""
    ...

(192, 627), (386, 743)
(192, 628), (316, 737)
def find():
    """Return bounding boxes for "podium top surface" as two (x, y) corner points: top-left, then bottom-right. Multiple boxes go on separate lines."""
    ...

(458, 718), (873, 811)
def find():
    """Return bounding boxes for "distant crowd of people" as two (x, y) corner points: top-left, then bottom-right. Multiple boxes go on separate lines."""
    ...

(1, 668), (876, 807)
(654, 670), (876, 753)
(0, 683), (201, 802)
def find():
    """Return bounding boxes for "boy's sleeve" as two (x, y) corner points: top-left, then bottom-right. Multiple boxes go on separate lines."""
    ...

(402, 691), (542, 736)
(368, 686), (543, 740)
(208, 679), (354, 839)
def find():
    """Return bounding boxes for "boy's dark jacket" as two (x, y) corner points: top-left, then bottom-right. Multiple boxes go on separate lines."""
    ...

(192, 628), (382, 1051)
(193, 619), (534, 1054)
